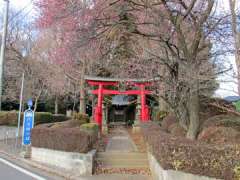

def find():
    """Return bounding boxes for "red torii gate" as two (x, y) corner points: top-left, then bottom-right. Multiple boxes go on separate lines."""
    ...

(85, 76), (151, 131)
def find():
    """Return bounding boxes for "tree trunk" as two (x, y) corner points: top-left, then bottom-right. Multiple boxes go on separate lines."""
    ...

(34, 96), (39, 112)
(34, 90), (42, 112)
(34, 101), (37, 112)
(186, 89), (200, 140)
(55, 95), (59, 114)
(158, 67), (168, 112)
(229, 0), (240, 94)
(92, 96), (95, 118)
(79, 79), (86, 114)
(73, 88), (77, 112)
(79, 60), (86, 114)
(158, 97), (168, 112)
(175, 104), (188, 130)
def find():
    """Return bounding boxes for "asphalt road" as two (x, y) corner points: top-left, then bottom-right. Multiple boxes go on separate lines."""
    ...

(0, 158), (46, 180)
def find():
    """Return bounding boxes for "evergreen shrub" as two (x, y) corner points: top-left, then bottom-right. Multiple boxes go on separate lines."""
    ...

(0, 111), (68, 126)
(73, 113), (90, 124)
(32, 126), (97, 153)
(80, 123), (98, 132)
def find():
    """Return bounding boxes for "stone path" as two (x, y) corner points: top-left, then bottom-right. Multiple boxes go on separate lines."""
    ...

(106, 127), (138, 152)
(94, 126), (152, 180)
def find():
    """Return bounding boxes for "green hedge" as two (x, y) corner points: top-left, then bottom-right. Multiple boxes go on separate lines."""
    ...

(40, 120), (85, 129)
(0, 111), (8, 125)
(0, 111), (68, 126)
(73, 113), (90, 124)
(52, 114), (69, 122)
(34, 112), (53, 125)
(80, 123), (98, 133)
(0, 111), (22, 126)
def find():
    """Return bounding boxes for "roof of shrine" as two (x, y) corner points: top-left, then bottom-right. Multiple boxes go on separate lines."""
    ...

(112, 95), (135, 105)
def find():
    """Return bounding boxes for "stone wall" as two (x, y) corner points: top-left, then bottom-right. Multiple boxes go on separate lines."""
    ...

(31, 147), (96, 175)
(148, 153), (222, 180)
(0, 126), (22, 140)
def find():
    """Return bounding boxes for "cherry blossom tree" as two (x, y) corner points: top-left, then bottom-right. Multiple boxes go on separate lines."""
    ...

(34, 0), (230, 139)
(35, 0), (102, 113)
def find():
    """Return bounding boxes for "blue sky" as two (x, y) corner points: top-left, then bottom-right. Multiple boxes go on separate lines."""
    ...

(0, 0), (33, 10)
(0, 0), (239, 97)
(214, 0), (239, 97)
(0, 0), (35, 23)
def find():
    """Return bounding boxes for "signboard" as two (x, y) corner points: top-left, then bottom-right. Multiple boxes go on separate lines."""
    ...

(22, 109), (34, 145)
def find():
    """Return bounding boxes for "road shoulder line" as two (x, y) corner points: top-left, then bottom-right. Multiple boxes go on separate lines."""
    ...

(0, 157), (46, 180)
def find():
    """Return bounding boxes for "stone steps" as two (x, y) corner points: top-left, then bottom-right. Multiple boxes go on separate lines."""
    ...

(96, 161), (149, 168)
(96, 152), (149, 169)
(97, 152), (148, 159)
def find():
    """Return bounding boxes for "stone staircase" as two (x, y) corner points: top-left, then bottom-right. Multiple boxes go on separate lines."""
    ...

(95, 151), (149, 169)
(95, 126), (151, 176)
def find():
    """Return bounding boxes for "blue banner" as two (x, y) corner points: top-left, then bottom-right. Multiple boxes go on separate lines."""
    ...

(22, 109), (34, 145)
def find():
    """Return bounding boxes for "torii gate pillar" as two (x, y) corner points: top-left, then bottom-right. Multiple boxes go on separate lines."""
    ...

(139, 84), (150, 122)
(94, 84), (103, 131)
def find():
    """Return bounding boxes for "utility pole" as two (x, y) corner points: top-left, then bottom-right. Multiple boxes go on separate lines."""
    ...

(16, 72), (24, 138)
(15, 72), (24, 148)
(0, 0), (9, 111)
